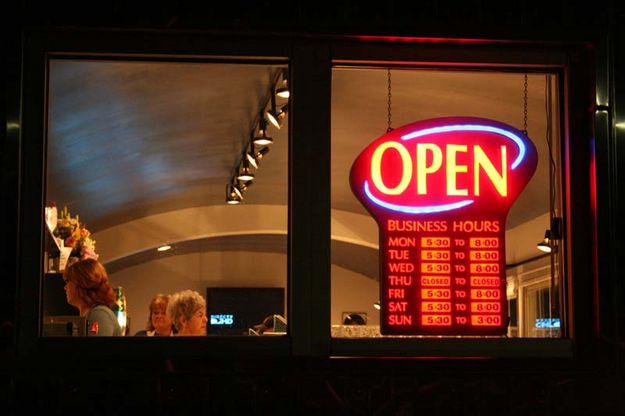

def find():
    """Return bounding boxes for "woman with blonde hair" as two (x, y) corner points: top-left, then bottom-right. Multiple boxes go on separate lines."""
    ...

(134, 294), (175, 336)
(63, 258), (121, 336)
(167, 290), (207, 336)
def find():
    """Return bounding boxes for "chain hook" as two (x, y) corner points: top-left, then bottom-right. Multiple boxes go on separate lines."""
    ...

(522, 73), (528, 136)
(387, 68), (393, 133)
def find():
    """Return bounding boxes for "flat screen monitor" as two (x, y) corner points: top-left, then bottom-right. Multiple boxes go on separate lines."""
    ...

(206, 287), (284, 335)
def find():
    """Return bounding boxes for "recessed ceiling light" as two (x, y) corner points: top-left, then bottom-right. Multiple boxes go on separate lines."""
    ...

(157, 245), (172, 252)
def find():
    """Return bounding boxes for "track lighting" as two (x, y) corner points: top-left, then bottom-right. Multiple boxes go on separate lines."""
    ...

(246, 146), (270, 169)
(236, 159), (255, 181)
(236, 179), (253, 193)
(226, 183), (242, 204)
(253, 119), (273, 146)
(253, 132), (273, 146)
(232, 182), (243, 198)
(266, 104), (288, 130)
(226, 66), (288, 205)
(245, 141), (259, 169)
(266, 85), (289, 130)
(276, 68), (289, 99)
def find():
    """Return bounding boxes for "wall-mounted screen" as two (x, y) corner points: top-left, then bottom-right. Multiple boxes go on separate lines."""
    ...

(206, 288), (284, 335)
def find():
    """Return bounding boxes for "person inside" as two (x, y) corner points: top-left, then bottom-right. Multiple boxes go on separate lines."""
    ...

(167, 290), (208, 336)
(63, 258), (121, 336)
(134, 293), (176, 336)
(253, 315), (275, 334)
(343, 313), (366, 325)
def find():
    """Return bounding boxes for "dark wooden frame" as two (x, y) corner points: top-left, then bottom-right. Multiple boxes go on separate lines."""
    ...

(17, 28), (600, 366)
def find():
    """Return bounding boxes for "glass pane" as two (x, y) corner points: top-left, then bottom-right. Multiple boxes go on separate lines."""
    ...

(43, 60), (289, 337)
(331, 67), (563, 338)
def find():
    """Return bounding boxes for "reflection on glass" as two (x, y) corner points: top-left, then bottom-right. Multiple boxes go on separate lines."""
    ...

(330, 67), (562, 338)
(43, 60), (288, 337)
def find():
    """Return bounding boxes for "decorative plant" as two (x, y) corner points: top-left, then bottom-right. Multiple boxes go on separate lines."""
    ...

(53, 206), (99, 260)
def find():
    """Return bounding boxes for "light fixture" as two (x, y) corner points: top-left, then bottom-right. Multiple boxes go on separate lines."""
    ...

(236, 179), (253, 193)
(536, 230), (552, 253)
(373, 301), (381, 310)
(236, 159), (255, 181)
(157, 244), (172, 252)
(246, 146), (270, 168)
(536, 217), (563, 253)
(253, 118), (273, 146)
(245, 141), (259, 169)
(265, 90), (288, 129)
(276, 68), (289, 98)
(226, 67), (288, 205)
(226, 183), (242, 204)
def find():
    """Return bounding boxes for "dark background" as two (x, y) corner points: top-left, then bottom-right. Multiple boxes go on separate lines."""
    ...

(2, 1), (625, 414)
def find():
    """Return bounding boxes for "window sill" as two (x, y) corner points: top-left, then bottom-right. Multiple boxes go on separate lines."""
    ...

(331, 337), (573, 359)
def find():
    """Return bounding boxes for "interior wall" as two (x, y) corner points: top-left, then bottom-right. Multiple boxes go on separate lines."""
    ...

(110, 251), (380, 333)
(100, 206), (547, 333)
(505, 212), (550, 264)
(94, 205), (288, 263)
(331, 264), (380, 326)
(110, 251), (287, 334)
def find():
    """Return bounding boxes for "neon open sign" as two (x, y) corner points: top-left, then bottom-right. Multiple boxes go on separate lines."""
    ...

(350, 117), (537, 335)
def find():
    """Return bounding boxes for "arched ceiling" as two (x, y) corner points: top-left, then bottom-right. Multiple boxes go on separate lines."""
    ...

(47, 60), (554, 253)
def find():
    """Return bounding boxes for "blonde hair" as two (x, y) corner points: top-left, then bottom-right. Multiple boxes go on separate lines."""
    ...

(167, 290), (206, 331)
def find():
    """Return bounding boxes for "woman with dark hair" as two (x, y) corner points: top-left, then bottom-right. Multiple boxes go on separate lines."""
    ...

(63, 258), (121, 336)
(135, 294), (175, 336)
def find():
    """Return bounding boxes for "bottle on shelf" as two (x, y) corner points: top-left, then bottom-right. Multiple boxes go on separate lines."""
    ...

(115, 286), (128, 336)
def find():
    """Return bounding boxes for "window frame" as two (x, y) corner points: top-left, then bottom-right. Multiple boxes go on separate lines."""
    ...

(324, 39), (595, 358)
(18, 29), (302, 358)
(18, 29), (598, 362)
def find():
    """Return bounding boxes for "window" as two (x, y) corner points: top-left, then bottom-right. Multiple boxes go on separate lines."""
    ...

(19, 30), (595, 358)
(42, 59), (289, 337)
(331, 66), (563, 340)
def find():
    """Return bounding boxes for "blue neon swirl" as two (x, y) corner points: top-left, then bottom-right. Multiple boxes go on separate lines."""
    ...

(400, 124), (526, 169)
(364, 181), (474, 214)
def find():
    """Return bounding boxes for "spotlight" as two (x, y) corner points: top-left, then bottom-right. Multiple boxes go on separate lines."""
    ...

(157, 245), (172, 252)
(266, 104), (288, 130)
(276, 68), (289, 99)
(245, 141), (259, 169)
(226, 183), (242, 204)
(536, 218), (562, 253)
(246, 150), (258, 169)
(253, 118), (273, 146)
(246, 146), (270, 168)
(236, 179), (253, 193)
(225, 70), (285, 206)
(232, 182), (243, 198)
(237, 160), (255, 182)
(266, 89), (288, 129)
(373, 301), (381, 310)
(253, 130), (273, 146)
(536, 230), (552, 253)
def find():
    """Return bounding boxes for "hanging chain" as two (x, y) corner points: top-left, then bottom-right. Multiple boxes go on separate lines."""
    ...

(522, 73), (528, 136)
(387, 68), (393, 133)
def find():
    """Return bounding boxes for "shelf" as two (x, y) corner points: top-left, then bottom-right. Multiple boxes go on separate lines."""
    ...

(45, 223), (61, 258)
